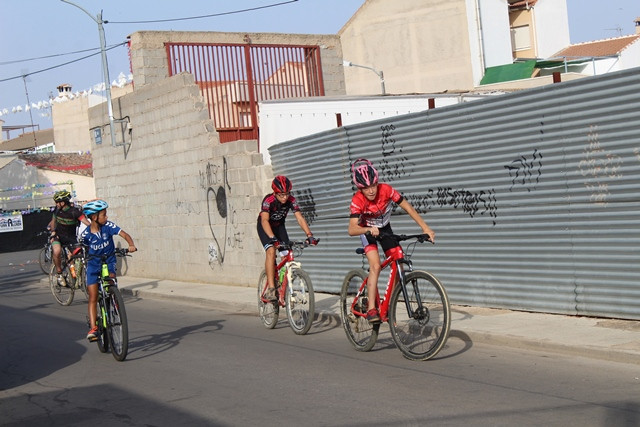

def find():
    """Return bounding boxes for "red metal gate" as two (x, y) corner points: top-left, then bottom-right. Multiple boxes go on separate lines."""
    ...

(166, 42), (325, 143)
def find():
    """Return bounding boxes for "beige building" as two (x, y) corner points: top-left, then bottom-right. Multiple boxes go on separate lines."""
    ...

(339, 0), (570, 95)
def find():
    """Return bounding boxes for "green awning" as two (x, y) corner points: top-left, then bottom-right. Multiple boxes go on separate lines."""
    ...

(480, 60), (537, 85)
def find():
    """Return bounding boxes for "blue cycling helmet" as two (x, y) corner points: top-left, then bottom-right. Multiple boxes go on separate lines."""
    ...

(82, 199), (108, 216)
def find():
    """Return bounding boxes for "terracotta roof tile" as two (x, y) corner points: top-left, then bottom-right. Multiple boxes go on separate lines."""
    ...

(552, 35), (640, 58)
(17, 152), (93, 177)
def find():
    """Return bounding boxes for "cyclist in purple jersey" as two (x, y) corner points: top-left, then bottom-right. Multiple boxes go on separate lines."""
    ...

(257, 176), (318, 301)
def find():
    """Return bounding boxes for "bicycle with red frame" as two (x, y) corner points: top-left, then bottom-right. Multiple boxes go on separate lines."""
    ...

(258, 239), (318, 335)
(340, 232), (451, 360)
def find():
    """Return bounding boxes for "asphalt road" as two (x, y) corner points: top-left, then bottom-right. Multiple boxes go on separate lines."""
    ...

(2, 250), (640, 426)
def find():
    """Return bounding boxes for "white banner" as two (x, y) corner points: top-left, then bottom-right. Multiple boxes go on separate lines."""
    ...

(0, 215), (23, 233)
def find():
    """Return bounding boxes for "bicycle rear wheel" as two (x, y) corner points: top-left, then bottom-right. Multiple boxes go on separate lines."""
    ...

(339, 269), (379, 352)
(388, 270), (451, 361)
(49, 264), (74, 306)
(257, 270), (279, 329)
(285, 268), (314, 335)
(75, 260), (89, 300)
(107, 284), (129, 361)
(39, 246), (52, 275)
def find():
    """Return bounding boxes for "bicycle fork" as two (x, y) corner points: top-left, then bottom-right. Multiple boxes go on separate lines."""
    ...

(397, 259), (425, 320)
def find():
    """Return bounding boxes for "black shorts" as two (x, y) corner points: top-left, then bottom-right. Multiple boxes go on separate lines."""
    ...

(361, 223), (399, 253)
(52, 233), (77, 247)
(257, 220), (290, 250)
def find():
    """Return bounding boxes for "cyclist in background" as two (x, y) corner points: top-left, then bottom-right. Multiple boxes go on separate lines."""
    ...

(80, 199), (136, 341)
(49, 190), (90, 287)
(257, 176), (318, 301)
(347, 158), (435, 324)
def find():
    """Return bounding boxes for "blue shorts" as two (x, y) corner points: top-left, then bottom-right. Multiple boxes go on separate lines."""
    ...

(86, 260), (116, 286)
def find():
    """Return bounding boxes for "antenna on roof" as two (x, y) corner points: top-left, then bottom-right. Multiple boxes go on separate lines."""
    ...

(20, 70), (38, 149)
(604, 26), (623, 37)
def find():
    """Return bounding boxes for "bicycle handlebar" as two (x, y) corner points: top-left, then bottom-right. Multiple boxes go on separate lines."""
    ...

(275, 239), (320, 251)
(365, 231), (433, 244)
(86, 247), (132, 261)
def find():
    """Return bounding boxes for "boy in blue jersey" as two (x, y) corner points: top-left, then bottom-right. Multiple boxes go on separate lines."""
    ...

(80, 200), (137, 341)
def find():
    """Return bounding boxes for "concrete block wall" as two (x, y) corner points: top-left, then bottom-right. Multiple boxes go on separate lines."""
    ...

(128, 31), (346, 96)
(88, 72), (272, 286)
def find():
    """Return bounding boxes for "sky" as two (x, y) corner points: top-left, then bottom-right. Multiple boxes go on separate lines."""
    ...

(1, 0), (639, 135)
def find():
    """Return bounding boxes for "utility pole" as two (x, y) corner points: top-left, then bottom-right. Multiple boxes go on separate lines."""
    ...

(60, 0), (116, 147)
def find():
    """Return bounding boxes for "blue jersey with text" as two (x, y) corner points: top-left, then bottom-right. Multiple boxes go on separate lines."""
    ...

(80, 221), (121, 271)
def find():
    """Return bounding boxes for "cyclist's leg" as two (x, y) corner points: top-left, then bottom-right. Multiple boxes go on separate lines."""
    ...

(85, 263), (100, 340)
(257, 220), (278, 291)
(51, 238), (63, 274)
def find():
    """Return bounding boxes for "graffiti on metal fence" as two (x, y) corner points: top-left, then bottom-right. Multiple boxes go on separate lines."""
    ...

(378, 123), (413, 182)
(402, 187), (497, 225)
(504, 149), (543, 192)
(200, 157), (244, 268)
(578, 125), (622, 206)
(295, 187), (318, 226)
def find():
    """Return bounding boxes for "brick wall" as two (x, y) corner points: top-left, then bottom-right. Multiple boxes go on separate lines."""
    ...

(88, 72), (272, 286)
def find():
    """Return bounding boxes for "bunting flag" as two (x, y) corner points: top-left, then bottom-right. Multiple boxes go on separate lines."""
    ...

(0, 72), (132, 118)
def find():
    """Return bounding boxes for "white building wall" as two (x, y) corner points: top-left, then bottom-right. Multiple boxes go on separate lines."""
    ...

(259, 94), (499, 164)
(533, 0), (570, 58)
(619, 42), (640, 70)
(469, 0), (513, 73)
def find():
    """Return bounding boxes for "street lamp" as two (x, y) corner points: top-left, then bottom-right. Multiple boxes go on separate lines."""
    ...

(60, 0), (116, 147)
(343, 60), (386, 95)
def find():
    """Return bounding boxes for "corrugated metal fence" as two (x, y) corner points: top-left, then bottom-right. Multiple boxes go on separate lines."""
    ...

(269, 68), (640, 320)
(166, 42), (324, 143)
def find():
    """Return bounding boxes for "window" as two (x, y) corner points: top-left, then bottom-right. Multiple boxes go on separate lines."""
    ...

(511, 25), (531, 51)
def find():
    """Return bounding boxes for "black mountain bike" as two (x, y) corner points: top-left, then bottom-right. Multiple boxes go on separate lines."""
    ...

(37, 230), (53, 275)
(49, 243), (88, 305)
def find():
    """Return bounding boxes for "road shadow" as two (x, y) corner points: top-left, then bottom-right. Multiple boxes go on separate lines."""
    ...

(127, 319), (225, 361)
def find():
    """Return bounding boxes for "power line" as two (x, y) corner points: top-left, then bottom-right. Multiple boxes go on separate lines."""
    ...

(0, 44), (125, 66)
(106, 0), (298, 24)
(0, 42), (128, 84)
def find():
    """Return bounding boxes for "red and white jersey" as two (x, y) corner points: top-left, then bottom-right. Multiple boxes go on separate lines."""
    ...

(349, 183), (403, 228)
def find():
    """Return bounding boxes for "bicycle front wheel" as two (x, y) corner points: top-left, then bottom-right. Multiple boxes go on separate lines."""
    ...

(339, 269), (379, 352)
(388, 270), (451, 361)
(285, 268), (315, 335)
(107, 285), (129, 361)
(39, 246), (51, 275)
(49, 264), (74, 306)
(96, 300), (109, 353)
(257, 270), (279, 329)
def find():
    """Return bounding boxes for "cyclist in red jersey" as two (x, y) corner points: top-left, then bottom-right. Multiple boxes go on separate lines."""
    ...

(348, 159), (435, 323)
(257, 176), (318, 301)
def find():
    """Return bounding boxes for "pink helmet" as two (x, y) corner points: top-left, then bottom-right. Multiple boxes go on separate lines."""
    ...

(351, 158), (379, 189)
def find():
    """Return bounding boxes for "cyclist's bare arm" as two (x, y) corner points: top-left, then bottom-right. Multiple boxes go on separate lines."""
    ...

(293, 211), (313, 237)
(348, 217), (379, 237)
(259, 211), (276, 238)
(118, 229), (137, 253)
(397, 199), (435, 242)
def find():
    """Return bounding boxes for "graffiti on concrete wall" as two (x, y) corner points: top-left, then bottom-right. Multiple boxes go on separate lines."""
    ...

(295, 186), (317, 226)
(199, 158), (244, 268)
(578, 125), (622, 206)
(504, 149), (543, 192)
